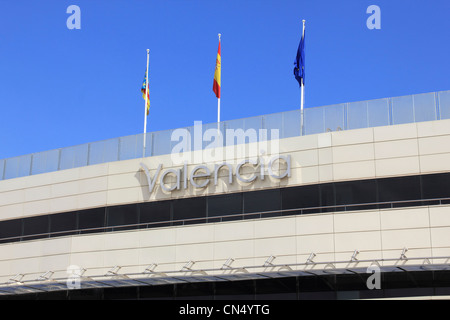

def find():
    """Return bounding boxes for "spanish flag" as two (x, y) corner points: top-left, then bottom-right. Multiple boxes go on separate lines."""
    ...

(213, 40), (221, 99)
(141, 71), (150, 115)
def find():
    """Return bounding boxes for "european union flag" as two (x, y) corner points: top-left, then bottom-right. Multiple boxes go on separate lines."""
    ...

(294, 29), (305, 86)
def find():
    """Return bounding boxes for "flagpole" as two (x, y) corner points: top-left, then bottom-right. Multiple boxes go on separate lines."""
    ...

(300, 20), (305, 136)
(217, 33), (221, 126)
(143, 49), (150, 158)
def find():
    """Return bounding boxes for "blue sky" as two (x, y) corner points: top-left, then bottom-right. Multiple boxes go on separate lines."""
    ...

(0, 0), (449, 159)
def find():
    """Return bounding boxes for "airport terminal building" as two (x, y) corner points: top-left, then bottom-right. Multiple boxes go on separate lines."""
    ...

(0, 90), (450, 300)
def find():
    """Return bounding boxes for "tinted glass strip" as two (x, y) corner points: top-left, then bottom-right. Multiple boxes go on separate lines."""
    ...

(0, 172), (449, 244)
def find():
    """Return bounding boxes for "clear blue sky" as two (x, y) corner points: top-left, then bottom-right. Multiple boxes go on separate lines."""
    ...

(0, 0), (449, 159)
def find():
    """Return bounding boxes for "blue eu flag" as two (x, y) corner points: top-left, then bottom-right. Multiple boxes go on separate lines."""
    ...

(294, 29), (305, 86)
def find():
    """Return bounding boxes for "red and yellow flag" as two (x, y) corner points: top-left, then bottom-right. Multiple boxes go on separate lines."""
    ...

(213, 40), (221, 99)
(141, 71), (150, 115)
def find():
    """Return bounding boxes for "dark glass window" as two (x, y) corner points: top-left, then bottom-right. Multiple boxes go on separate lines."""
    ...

(298, 274), (336, 292)
(320, 183), (335, 211)
(335, 273), (369, 291)
(78, 208), (106, 234)
(23, 215), (49, 240)
(175, 282), (214, 299)
(103, 287), (138, 300)
(106, 204), (139, 231)
(281, 185), (320, 215)
(433, 271), (450, 288)
(377, 175), (421, 204)
(67, 288), (103, 300)
(335, 180), (378, 210)
(50, 212), (77, 237)
(422, 173), (450, 199)
(173, 197), (206, 224)
(215, 279), (255, 300)
(207, 193), (243, 221)
(139, 201), (171, 228)
(0, 219), (22, 242)
(255, 277), (297, 300)
(138, 284), (174, 299)
(243, 189), (281, 218)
